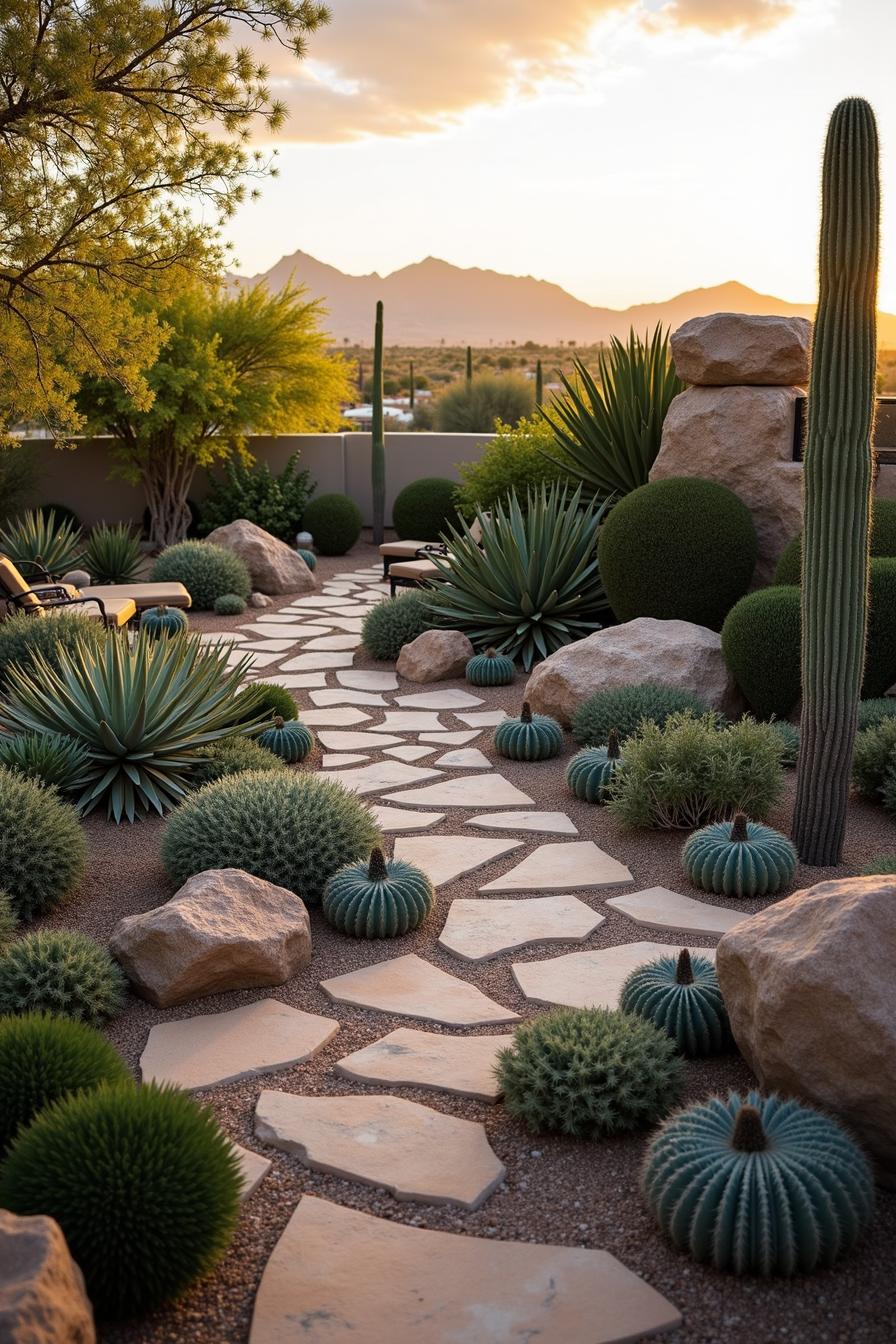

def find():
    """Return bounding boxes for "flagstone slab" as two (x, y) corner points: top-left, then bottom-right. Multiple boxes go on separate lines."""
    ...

(229, 649), (284, 668)
(325, 761), (444, 796)
(317, 604), (371, 617)
(394, 689), (484, 709)
(320, 953), (519, 1026)
(254, 1092), (504, 1210)
(369, 805), (445, 832)
(334, 1027), (511, 1102)
(455, 710), (509, 727)
(235, 640), (296, 653)
(139, 1000), (340, 1091)
(434, 747), (492, 769)
(322, 753), (370, 768)
(383, 775), (534, 809)
(383, 744), (437, 761)
(279, 651), (355, 671)
(233, 1143), (272, 1200)
(605, 886), (746, 939)
(200, 630), (247, 642)
(249, 1195), (682, 1344)
(513, 941), (717, 1010)
(418, 729), (481, 745)
(337, 670), (398, 691)
(262, 673), (327, 689)
(302, 633), (364, 651)
(322, 585), (358, 594)
(289, 596), (357, 608)
(255, 613), (330, 625)
(467, 810), (579, 835)
(440, 894), (605, 962)
(239, 623), (332, 638)
(308, 689), (387, 707)
(480, 841), (633, 892)
(393, 835), (523, 887)
(374, 711), (445, 733)
(299, 707), (372, 727)
(318, 616), (364, 633)
(316, 730), (403, 751)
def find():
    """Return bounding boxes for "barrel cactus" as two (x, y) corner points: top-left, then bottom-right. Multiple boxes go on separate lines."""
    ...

(466, 647), (515, 687)
(140, 605), (188, 638)
(297, 548), (316, 571)
(566, 729), (623, 803)
(323, 847), (435, 938)
(682, 812), (797, 898)
(642, 1090), (875, 1275)
(257, 716), (314, 763)
(620, 949), (731, 1057)
(494, 702), (563, 761)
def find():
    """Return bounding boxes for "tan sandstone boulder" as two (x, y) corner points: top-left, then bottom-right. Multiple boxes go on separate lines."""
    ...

(671, 313), (811, 386)
(204, 519), (317, 595)
(396, 629), (474, 683)
(0, 1211), (95, 1343)
(110, 868), (312, 1008)
(523, 618), (742, 727)
(717, 876), (896, 1184)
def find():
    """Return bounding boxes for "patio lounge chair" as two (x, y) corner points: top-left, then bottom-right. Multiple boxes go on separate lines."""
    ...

(0, 556), (190, 628)
(384, 517), (486, 597)
(379, 517), (485, 579)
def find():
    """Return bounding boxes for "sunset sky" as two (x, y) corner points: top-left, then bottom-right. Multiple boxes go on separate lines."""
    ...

(227, 0), (896, 312)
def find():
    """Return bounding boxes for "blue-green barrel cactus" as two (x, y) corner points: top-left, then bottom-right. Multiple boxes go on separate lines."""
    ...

(257, 716), (314, 763)
(494, 701), (563, 761)
(683, 812), (797, 898)
(466, 647), (515, 687)
(642, 1090), (875, 1275)
(140, 605), (187, 638)
(620, 948), (730, 1057)
(322, 847), (434, 938)
(297, 548), (316, 571)
(566, 728), (623, 803)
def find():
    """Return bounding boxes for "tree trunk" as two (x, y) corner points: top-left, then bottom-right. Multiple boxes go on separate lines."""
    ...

(142, 434), (197, 549)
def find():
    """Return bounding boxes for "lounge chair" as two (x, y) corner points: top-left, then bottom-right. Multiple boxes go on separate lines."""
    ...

(379, 518), (485, 579)
(0, 556), (190, 628)
(384, 518), (486, 597)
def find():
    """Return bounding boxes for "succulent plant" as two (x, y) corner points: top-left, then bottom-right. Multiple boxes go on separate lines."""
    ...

(0, 768), (86, 920)
(83, 522), (143, 584)
(213, 592), (246, 616)
(297, 547), (316, 571)
(0, 731), (91, 796)
(571, 683), (711, 747)
(494, 702), (563, 761)
(683, 813), (797, 898)
(566, 730), (623, 803)
(139, 604), (189, 637)
(642, 1090), (875, 1275)
(257, 715), (314, 763)
(190, 735), (288, 787)
(620, 949), (731, 1057)
(151, 539), (251, 610)
(0, 930), (126, 1023)
(0, 508), (84, 576)
(323, 847), (435, 938)
(362, 590), (439, 661)
(465, 647), (515, 687)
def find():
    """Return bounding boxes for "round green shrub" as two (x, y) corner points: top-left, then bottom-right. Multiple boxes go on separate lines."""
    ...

(151, 540), (250, 610)
(721, 586), (801, 720)
(0, 731), (90, 795)
(213, 592), (246, 616)
(362, 590), (439, 661)
(597, 478), (757, 630)
(773, 534), (802, 585)
(620, 949), (731, 1057)
(0, 769), (87, 921)
(322, 847), (435, 938)
(851, 718), (896, 800)
(858, 698), (896, 731)
(864, 558), (896, 695)
(496, 1006), (683, 1137)
(768, 720), (799, 766)
(860, 854), (896, 875)
(0, 892), (19, 952)
(775, 498), (896, 584)
(162, 770), (382, 905)
(392, 477), (459, 542)
(0, 1014), (130, 1155)
(236, 682), (297, 723)
(0, 611), (106, 689)
(301, 494), (362, 556)
(571, 684), (710, 747)
(0, 930), (126, 1023)
(190, 736), (288, 787)
(0, 1082), (241, 1317)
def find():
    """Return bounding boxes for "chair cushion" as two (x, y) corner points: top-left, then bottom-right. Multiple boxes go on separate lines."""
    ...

(78, 583), (191, 611)
(379, 540), (430, 558)
(389, 559), (442, 580)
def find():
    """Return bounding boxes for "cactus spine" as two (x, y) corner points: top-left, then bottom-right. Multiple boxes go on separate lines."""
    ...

(371, 300), (385, 546)
(535, 358), (543, 406)
(465, 344), (473, 385)
(792, 99), (880, 864)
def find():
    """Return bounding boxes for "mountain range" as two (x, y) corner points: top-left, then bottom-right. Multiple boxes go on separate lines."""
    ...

(232, 250), (896, 346)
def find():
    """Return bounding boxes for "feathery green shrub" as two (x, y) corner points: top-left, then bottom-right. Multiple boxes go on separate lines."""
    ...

(0, 611), (106, 689)
(301, 493), (362, 555)
(151, 540), (250, 610)
(851, 718), (896, 800)
(392, 477), (460, 541)
(362, 590), (440, 661)
(455, 416), (569, 515)
(857, 698), (896, 730)
(190, 735), (288, 787)
(83, 523), (143, 584)
(0, 769), (86, 920)
(620, 949), (731, 1057)
(0, 731), (91, 795)
(434, 373), (533, 433)
(0, 930), (126, 1023)
(571, 684), (710, 747)
(860, 854), (896, 875)
(200, 451), (314, 543)
(0, 893), (19, 952)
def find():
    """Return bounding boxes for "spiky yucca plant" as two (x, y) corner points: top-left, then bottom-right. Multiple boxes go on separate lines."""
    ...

(0, 632), (263, 822)
(83, 523), (143, 584)
(428, 483), (609, 669)
(0, 508), (84, 576)
(0, 731), (91, 796)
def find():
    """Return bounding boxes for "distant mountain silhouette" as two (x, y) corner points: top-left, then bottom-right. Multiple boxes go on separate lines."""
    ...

(232, 251), (896, 346)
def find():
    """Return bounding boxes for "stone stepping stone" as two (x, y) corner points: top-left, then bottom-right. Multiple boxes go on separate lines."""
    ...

(232, 1142), (272, 1200)
(249, 1196), (682, 1344)
(239, 623), (332, 639)
(319, 616), (365, 633)
(335, 1027), (511, 1102)
(480, 841), (633, 893)
(374, 710), (444, 733)
(262, 673), (327, 689)
(254, 1092), (504, 1210)
(393, 835), (523, 887)
(300, 707), (372, 727)
(605, 886), (746, 939)
(289, 595), (357, 608)
(384, 744), (436, 761)
(317, 604), (371, 617)
(279, 651), (355, 671)
(230, 649), (283, 668)
(394, 689), (484, 709)
(317, 730), (403, 751)
(434, 747), (492, 769)
(139, 1000), (339, 1091)
(322, 753), (370, 768)
(309, 688), (387, 707)
(384, 775), (534, 809)
(338, 670), (398, 691)
(455, 710), (508, 727)
(235, 639), (296, 653)
(418, 729), (481, 745)
(369, 805), (445, 832)
(467, 810), (578, 835)
(322, 584), (358, 594)
(513, 940), (717, 1010)
(325, 761), (443, 796)
(199, 630), (247, 642)
(302, 633), (363, 651)
(255, 613), (333, 625)
(320, 953), (519, 1026)
(440, 894), (604, 962)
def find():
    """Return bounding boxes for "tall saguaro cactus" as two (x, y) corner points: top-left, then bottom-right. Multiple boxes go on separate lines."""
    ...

(535, 358), (543, 407)
(409, 358), (415, 410)
(465, 345), (473, 385)
(371, 300), (386, 545)
(792, 98), (880, 865)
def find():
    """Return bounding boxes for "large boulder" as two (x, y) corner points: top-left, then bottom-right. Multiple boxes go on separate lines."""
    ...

(717, 876), (896, 1185)
(0, 1210), (95, 1343)
(204, 519), (316, 595)
(671, 313), (811, 386)
(523, 618), (741, 727)
(109, 868), (312, 1008)
(396, 629), (474, 683)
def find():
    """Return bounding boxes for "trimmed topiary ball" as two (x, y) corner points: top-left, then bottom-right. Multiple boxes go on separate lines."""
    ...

(323, 847), (435, 938)
(572, 684), (710, 747)
(860, 854), (896, 875)
(392, 477), (459, 542)
(257, 715), (314, 763)
(162, 770), (382, 905)
(466, 647), (515, 687)
(151, 540), (250, 610)
(774, 498), (896, 585)
(0, 611), (106, 690)
(495, 1006), (683, 1137)
(0, 731), (90, 795)
(362, 590), (438, 661)
(0, 768), (87, 921)
(721, 585), (802, 721)
(190, 735), (287, 787)
(0, 1013), (130, 1155)
(683, 812), (797, 898)
(139, 604), (188, 638)
(597, 477), (757, 630)
(768, 720), (799, 766)
(566, 730), (624, 804)
(297, 547), (316, 571)
(0, 892), (18, 952)
(302, 494), (362, 556)
(0, 930), (126, 1023)
(620, 949), (731, 1057)
(213, 592), (246, 616)
(642, 1091), (875, 1276)
(858, 697), (896, 731)
(494, 701), (563, 761)
(0, 1082), (242, 1317)
(236, 682), (297, 723)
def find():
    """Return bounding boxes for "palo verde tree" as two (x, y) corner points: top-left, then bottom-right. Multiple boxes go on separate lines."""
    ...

(79, 283), (351, 546)
(371, 300), (385, 545)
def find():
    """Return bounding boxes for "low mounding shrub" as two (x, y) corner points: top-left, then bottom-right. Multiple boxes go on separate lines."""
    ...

(0, 1014), (130, 1155)
(0, 731), (91, 796)
(608, 712), (784, 830)
(0, 1082), (241, 1317)
(162, 770), (382, 905)
(775, 498), (896, 584)
(392, 477), (460, 542)
(190, 736), (288, 787)
(768, 720), (800, 766)
(721, 586), (802, 720)
(598, 477), (757, 630)
(236, 682), (297, 723)
(200, 451), (314, 543)
(362, 590), (439, 661)
(858, 698), (896, 731)
(151, 540), (250, 610)
(0, 611), (106, 689)
(0, 769), (86, 920)
(571, 684), (710, 747)
(213, 592), (246, 616)
(852, 718), (896, 801)
(861, 854), (896, 875)
(0, 893), (19, 952)
(496, 1006), (682, 1137)
(454, 416), (569, 515)
(301, 493), (362, 556)
(0, 931), (126, 1023)
(434, 373), (533, 433)
(878, 768), (896, 820)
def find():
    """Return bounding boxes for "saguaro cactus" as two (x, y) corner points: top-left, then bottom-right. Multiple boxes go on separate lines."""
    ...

(465, 344), (473, 384)
(409, 358), (415, 410)
(371, 300), (385, 545)
(535, 358), (543, 407)
(792, 98), (880, 865)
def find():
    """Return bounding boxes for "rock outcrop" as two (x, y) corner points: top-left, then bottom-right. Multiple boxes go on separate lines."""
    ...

(396, 630), (474, 683)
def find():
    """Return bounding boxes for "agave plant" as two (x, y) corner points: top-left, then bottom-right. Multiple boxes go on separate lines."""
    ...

(427, 483), (609, 669)
(83, 523), (143, 584)
(540, 325), (683, 499)
(0, 508), (84, 577)
(0, 632), (265, 822)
